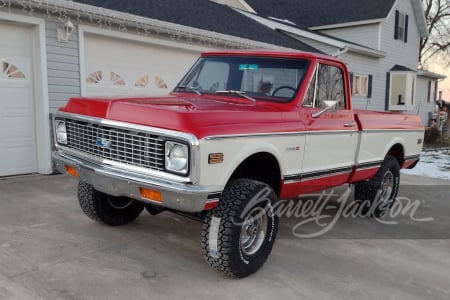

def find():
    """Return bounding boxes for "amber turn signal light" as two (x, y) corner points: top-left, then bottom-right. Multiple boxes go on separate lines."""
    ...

(139, 187), (163, 203)
(65, 165), (78, 177)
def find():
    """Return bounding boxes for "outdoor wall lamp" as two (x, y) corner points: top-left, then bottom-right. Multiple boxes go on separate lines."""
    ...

(57, 18), (74, 43)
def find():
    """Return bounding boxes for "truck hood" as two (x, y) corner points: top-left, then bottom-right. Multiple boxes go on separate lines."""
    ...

(60, 95), (299, 138)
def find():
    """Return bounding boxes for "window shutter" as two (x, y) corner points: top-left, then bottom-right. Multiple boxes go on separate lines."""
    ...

(349, 72), (354, 94)
(427, 81), (432, 103)
(385, 73), (391, 111)
(404, 15), (409, 43)
(394, 10), (399, 40)
(368, 75), (373, 98)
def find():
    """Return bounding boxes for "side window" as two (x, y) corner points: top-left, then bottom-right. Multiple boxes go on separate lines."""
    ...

(317, 64), (345, 108)
(302, 68), (317, 107)
(303, 64), (346, 108)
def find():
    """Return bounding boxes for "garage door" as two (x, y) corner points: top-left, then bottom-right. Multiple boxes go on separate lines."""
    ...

(0, 23), (37, 176)
(84, 33), (200, 96)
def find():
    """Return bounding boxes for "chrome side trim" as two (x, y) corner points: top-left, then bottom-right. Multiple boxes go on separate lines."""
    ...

(404, 154), (421, 161)
(355, 161), (383, 171)
(283, 165), (354, 183)
(361, 129), (424, 133)
(204, 130), (358, 140)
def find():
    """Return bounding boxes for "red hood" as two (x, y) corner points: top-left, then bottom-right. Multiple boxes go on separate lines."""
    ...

(60, 94), (301, 138)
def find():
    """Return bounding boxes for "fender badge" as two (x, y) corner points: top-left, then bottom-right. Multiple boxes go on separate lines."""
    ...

(286, 146), (301, 152)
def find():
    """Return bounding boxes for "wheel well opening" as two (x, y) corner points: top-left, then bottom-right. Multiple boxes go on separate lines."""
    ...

(388, 144), (405, 165)
(228, 152), (282, 195)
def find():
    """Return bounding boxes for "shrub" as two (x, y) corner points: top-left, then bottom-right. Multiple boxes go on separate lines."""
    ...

(424, 126), (441, 144)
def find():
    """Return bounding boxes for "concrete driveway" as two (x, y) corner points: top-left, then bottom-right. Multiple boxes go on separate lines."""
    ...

(1, 174), (449, 300)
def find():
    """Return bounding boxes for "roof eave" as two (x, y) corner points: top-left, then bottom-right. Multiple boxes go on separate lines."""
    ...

(417, 69), (447, 80)
(11, 0), (291, 50)
(236, 10), (386, 58)
(309, 18), (386, 31)
(411, 0), (429, 38)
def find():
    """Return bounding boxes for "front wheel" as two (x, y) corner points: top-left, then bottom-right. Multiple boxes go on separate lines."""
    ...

(354, 155), (400, 217)
(77, 182), (144, 226)
(201, 179), (279, 278)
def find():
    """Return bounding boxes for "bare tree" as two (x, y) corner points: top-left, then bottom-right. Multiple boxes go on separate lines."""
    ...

(420, 0), (450, 68)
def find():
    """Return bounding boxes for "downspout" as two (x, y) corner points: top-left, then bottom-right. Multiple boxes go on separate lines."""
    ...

(332, 47), (349, 58)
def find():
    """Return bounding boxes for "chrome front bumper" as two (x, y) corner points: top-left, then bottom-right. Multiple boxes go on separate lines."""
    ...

(53, 151), (215, 213)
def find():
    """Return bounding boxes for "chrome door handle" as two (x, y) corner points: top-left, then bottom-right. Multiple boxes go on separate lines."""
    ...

(344, 122), (356, 127)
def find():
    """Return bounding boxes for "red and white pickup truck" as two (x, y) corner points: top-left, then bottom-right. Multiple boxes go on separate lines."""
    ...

(53, 50), (424, 277)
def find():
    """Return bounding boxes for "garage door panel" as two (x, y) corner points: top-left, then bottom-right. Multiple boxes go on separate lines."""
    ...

(84, 33), (199, 96)
(0, 146), (36, 176)
(0, 23), (37, 176)
(0, 87), (33, 111)
(0, 116), (35, 138)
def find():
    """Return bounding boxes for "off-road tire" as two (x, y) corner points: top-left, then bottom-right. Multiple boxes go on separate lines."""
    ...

(77, 182), (144, 226)
(201, 179), (279, 278)
(354, 155), (400, 217)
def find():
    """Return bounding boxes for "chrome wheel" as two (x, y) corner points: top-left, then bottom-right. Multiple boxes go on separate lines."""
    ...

(380, 170), (394, 202)
(240, 207), (268, 256)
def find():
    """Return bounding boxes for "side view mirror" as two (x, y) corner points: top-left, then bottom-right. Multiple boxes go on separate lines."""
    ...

(312, 100), (338, 118)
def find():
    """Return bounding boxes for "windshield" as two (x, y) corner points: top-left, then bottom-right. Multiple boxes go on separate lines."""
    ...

(175, 56), (310, 102)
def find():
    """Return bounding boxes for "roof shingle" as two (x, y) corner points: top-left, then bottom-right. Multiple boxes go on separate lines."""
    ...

(73, 0), (320, 52)
(245, 0), (396, 28)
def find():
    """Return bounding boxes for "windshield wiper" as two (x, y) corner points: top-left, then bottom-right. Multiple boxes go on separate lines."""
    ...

(177, 85), (202, 95)
(215, 90), (256, 103)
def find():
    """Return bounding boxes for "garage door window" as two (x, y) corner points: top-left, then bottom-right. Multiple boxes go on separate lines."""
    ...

(135, 75), (168, 89)
(2, 61), (25, 79)
(86, 70), (126, 86)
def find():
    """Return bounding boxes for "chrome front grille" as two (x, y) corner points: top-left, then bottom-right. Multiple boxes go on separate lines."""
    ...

(62, 118), (165, 171)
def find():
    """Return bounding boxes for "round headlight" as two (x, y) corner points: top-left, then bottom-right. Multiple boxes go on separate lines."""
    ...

(165, 142), (189, 174)
(56, 121), (67, 145)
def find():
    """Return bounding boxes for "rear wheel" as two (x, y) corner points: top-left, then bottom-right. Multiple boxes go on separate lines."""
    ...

(354, 155), (400, 217)
(77, 182), (144, 226)
(201, 179), (279, 278)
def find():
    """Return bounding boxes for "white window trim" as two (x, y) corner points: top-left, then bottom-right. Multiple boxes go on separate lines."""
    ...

(389, 71), (416, 111)
(352, 74), (369, 97)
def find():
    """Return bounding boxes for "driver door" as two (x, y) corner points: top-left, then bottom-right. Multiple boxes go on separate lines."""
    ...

(299, 61), (359, 192)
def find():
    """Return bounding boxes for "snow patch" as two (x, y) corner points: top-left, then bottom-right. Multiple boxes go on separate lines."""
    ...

(401, 150), (450, 180)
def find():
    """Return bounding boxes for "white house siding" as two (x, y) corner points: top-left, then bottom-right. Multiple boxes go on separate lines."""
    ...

(321, 24), (381, 50)
(416, 76), (437, 126)
(340, 52), (387, 111)
(380, 0), (421, 70)
(317, 0), (422, 114)
(45, 19), (82, 113)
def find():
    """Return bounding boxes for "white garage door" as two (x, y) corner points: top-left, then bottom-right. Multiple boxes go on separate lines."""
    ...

(0, 23), (37, 176)
(84, 33), (200, 97)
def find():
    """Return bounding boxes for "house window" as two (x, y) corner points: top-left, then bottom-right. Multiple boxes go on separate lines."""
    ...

(389, 72), (415, 109)
(395, 10), (409, 43)
(427, 80), (437, 103)
(352, 75), (368, 97)
(302, 63), (346, 108)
